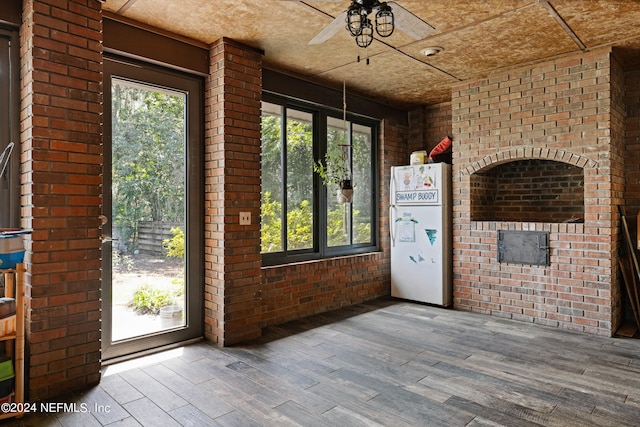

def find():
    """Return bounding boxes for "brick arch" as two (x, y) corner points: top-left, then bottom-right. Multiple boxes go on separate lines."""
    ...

(462, 148), (598, 175)
(465, 147), (590, 223)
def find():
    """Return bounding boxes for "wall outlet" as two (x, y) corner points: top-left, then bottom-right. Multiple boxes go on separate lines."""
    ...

(239, 212), (251, 225)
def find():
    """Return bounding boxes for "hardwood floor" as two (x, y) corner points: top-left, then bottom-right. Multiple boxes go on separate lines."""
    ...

(5, 298), (640, 426)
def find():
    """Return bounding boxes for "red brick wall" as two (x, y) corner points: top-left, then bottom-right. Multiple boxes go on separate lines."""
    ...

(204, 38), (263, 345)
(19, 0), (103, 399)
(610, 55), (626, 329)
(261, 253), (388, 325)
(408, 102), (452, 156)
(452, 48), (622, 335)
(624, 63), (640, 215)
(623, 62), (640, 324)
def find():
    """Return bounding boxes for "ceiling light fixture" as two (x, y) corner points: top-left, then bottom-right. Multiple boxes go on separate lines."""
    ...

(355, 19), (374, 48)
(345, 0), (394, 48)
(421, 46), (444, 57)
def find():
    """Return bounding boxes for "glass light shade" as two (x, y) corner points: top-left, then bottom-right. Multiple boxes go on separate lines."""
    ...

(346, 5), (363, 36)
(355, 19), (374, 48)
(375, 5), (394, 38)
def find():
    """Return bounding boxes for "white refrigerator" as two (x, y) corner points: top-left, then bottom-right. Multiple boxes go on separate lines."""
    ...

(390, 163), (452, 306)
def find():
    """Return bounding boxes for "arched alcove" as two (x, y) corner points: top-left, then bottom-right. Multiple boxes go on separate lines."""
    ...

(470, 159), (584, 223)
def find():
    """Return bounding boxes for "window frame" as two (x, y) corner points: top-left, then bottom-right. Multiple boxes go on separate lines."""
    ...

(102, 54), (205, 360)
(261, 92), (379, 266)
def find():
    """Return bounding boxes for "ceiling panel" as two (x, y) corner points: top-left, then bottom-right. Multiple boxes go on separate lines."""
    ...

(103, 0), (640, 108)
(400, 3), (578, 81)
(315, 49), (457, 106)
(552, 0), (640, 48)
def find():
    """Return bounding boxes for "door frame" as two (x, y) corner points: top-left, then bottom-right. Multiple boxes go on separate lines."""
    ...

(102, 55), (204, 361)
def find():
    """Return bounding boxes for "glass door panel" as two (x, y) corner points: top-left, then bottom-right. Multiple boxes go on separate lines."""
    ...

(103, 58), (203, 361)
(110, 78), (187, 341)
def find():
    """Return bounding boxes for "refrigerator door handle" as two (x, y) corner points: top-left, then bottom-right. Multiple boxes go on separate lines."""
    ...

(390, 168), (396, 200)
(390, 205), (397, 247)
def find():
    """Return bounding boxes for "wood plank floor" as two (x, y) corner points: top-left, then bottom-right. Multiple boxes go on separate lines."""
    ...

(5, 297), (640, 426)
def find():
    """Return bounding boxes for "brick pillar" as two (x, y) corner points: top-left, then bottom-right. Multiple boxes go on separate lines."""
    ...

(204, 38), (263, 345)
(20, 0), (103, 399)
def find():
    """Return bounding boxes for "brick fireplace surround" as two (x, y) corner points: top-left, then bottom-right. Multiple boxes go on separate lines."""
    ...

(448, 48), (627, 336)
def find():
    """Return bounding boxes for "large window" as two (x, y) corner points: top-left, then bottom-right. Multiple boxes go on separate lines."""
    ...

(261, 95), (378, 265)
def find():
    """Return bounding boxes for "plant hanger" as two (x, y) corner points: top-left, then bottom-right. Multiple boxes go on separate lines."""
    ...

(314, 82), (354, 204)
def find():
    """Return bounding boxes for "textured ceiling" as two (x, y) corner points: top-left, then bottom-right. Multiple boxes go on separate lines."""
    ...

(103, 0), (640, 109)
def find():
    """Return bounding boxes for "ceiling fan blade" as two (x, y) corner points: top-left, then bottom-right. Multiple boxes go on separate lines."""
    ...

(309, 10), (348, 45)
(388, 2), (435, 40)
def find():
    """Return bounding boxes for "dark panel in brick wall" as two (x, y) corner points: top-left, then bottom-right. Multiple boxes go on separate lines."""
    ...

(497, 230), (550, 266)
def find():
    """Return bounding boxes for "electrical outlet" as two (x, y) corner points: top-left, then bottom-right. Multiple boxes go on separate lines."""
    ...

(239, 212), (251, 225)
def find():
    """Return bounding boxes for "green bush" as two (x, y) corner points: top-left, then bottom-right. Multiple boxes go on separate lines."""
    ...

(163, 227), (184, 258)
(130, 284), (176, 315)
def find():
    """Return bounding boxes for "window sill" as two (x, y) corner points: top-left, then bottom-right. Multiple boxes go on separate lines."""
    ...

(261, 250), (383, 270)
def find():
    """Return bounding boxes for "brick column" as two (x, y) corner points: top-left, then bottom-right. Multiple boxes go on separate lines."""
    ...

(204, 38), (263, 345)
(20, 0), (103, 399)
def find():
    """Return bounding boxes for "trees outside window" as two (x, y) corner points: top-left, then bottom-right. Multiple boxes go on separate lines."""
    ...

(261, 97), (378, 264)
(111, 79), (186, 250)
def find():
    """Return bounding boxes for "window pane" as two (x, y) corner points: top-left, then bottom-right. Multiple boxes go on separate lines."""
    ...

(286, 109), (314, 250)
(352, 124), (373, 244)
(327, 116), (350, 247)
(0, 37), (9, 227)
(110, 78), (188, 341)
(0, 35), (18, 228)
(261, 102), (283, 253)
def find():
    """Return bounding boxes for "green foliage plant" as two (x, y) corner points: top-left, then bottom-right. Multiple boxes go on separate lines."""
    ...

(313, 149), (352, 189)
(261, 191), (283, 253)
(129, 283), (183, 315)
(163, 227), (185, 258)
(286, 199), (313, 249)
(111, 83), (186, 250)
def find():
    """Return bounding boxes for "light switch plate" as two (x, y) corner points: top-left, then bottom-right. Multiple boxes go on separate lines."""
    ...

(239, 212), (251, 225)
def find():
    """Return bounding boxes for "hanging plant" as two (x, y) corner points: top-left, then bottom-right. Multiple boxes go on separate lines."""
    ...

(313, 147), (354, 203)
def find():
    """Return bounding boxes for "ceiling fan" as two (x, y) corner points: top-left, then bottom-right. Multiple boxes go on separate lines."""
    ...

(303, 0), (435, 47)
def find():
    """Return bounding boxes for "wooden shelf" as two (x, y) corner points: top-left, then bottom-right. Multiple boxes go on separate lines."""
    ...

(0, 263), (24, 420)
(0, 333), (16, 342)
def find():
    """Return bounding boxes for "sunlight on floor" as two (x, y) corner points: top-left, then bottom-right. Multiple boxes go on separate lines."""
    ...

(102, 346), (185, 377)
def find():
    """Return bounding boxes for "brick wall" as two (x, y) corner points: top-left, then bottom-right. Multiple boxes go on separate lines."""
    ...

(451, 48), (622, 335)
(261, 254), (388, 326)
(408, 102), (452, 156)
(20, 0), (103, 399)
(204, 38), (263, 345)
(610, 54), (626, 329)
(624, 63), (640, 215)
(623, 61), (640, 323)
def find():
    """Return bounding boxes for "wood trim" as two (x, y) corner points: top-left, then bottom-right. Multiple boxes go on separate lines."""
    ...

(0, 3), (20, 28)
(263, 68), (408, 124)
(103, 15), (210, 76)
